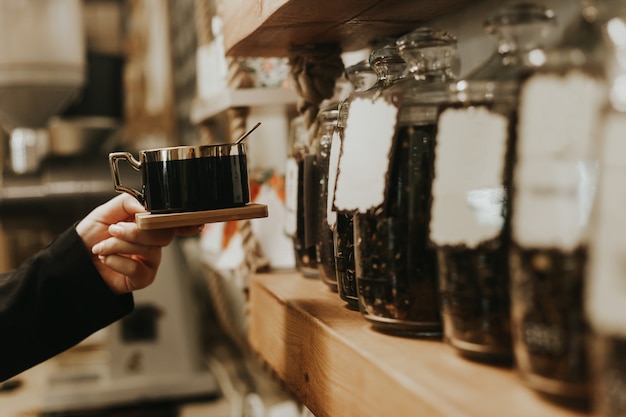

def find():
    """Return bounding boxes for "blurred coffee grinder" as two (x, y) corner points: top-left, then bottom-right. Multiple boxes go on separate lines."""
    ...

(0, 0), (218, 413)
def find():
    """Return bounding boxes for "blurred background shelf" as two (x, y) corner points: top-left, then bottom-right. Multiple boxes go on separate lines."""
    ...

(248, 271), (593, 417)
(190, 87), (298, 124)
(222, 0), (473, 56)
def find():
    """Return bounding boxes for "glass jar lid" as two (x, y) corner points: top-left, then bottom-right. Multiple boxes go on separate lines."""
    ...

(474, 2), (556, 80)
(396, 27), (459, 79)
(520, 1), (606, 75)
(388, 27), (459, 124)
(369, 45), (407, 88)
(344, 60), (377, 93)
(484, 2), (556, 34)
(448, 2), (557, 105)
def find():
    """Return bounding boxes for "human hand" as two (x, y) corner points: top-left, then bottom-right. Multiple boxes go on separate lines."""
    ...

(75, 194), (203, 294)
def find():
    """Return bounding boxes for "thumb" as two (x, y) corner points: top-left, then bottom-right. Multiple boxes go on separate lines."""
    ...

(120, 193), (147, 215)
(95, 194), (145, 224)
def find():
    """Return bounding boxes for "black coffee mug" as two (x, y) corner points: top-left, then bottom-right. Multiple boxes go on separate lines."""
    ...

(109, 143), (250, 213)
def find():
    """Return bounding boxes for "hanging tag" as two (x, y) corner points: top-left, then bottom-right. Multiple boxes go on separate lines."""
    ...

(431, 106), (508, 248)
(333, 96), (399, 213)
(587, 112), (626, 336)
(284, 157), (298, 237)
(326, 128), (341, 227)
(513, 71), (605, 249)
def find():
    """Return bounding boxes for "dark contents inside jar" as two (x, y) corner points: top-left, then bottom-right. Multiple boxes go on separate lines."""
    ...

(293, 156), (318, 275)
(335, 211), (358, 310)
(355, 124), (441, 337)
(438, 239), (512, 363)
(510, 246), (590, 404)
(315, 129), (337, 290)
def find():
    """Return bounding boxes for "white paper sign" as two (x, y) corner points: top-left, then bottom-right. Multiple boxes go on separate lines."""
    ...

(587, 112), (626, 336)
(431, 106), (508, 247)
(333, 96), (398, 213)
(513, 71), (605, 249)
(283, 157), (298, 236)
(326, 128), (341, 227)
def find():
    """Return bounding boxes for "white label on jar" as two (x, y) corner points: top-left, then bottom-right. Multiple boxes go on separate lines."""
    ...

(587, 112), (626, 336)
(333, 96), (398, 213)
(284, 157), (298, 237)
(326, 128), (341, 228)
(430, 106), (508, 247)
(513, 71), (605, 249)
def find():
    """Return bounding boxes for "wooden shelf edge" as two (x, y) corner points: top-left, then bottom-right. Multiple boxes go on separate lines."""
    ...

(248, 271), (592, 417)
(222, 0), (473, 57)
(190, 88), (297, 124)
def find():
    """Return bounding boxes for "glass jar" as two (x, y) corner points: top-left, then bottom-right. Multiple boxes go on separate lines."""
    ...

(586, 3), (626, 416)
(285, 115), (318, 277)
(510, 1), (607, 406)
(592, 335), (626, 417)
(354, 28), (458, 337)
(316, 60), (377, 294)
(314, 106), (340, 290)
(334, 46), (406, 310)
(332, 97), (357, 306)
(433, 3), (555, 364)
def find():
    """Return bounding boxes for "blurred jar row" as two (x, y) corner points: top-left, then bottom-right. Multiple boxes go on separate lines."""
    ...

(284, 1), (626, 416)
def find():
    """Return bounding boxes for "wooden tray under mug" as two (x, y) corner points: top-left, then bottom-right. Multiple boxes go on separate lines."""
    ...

(135, 203), (268, 230)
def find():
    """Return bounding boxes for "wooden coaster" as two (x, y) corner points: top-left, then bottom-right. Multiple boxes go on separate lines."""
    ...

(135, 203), (268, 230)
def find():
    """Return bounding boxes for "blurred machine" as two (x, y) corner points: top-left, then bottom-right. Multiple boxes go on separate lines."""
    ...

(0, 0), (219, 413)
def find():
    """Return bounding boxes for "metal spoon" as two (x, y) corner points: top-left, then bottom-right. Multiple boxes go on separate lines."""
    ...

(236, 122), (262, 144)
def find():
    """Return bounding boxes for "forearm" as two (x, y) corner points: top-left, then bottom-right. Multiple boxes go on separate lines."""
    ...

(0, 226), (133, 381)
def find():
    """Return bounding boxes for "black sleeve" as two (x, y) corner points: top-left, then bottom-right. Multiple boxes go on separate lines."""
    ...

(0, 226), (134, 381)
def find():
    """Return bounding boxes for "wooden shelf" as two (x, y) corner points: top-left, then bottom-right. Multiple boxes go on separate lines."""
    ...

(222, 0), (473, 57)
(190, 87), (297, 124)
(248, 271), (593, 417)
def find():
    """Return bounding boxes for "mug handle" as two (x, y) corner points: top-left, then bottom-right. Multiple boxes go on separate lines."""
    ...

(109, 152), (144, 204)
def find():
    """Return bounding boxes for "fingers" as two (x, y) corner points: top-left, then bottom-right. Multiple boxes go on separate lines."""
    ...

(93, 237), (163, 266)
(84, 195), (206, 295)
(104, 222), (176, 248)
(97, 219), (202, 249)
(91, 221), (174, 280)
(97, 254), (159, 292)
